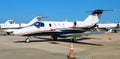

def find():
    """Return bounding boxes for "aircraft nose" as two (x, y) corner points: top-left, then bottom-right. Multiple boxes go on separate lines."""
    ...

(13, 26), (37, 35)
(13, 29), (26, 35)
(13, 30), (21, 35)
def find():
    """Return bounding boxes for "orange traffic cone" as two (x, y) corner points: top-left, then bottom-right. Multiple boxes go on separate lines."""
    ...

(108, 34), (112, 40)
(67, 43), (75, 59)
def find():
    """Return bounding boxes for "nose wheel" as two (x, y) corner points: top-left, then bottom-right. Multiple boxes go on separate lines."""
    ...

(25, 36), (31, 43)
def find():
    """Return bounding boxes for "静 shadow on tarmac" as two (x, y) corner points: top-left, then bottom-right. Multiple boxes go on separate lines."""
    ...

(57, 37), (103, 46)
(13, 36), (103, 46)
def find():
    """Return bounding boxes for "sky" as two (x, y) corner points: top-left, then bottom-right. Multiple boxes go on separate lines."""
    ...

(0, 0), (120, 23)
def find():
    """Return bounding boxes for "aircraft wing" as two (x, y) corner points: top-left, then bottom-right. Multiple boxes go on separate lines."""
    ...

(59, 31), (104, 37)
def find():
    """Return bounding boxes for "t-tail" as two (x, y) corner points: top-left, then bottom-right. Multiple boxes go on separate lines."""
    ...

(83, 9), (113, 25)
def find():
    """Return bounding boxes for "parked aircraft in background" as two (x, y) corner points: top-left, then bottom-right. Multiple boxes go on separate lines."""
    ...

(0, 20), (14, 29)
(4, 20), (13, 24)
(0, 20), (13, 31)
(96, 22), (120, 33)
(13, 9), (111, 43)
(0, 16), (42, 35)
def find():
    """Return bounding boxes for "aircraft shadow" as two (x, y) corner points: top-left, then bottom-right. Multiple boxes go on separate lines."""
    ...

(14, 36), (103, 46)
(57, 38), (103, 46)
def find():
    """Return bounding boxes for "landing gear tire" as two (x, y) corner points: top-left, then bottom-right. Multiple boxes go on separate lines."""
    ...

(6, 32), (10, 35)
(71, 37), (77, 42)
(25, 39), (30, 43)
(25, 37), (31, 43)
(114, 30), (117, 33)
(52, 36), (58, 41)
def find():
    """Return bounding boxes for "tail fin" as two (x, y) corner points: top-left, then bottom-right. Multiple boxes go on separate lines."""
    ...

(27, 16), (42, 25)
(5, 20), (13, 24)
(84, 9), (112, 24)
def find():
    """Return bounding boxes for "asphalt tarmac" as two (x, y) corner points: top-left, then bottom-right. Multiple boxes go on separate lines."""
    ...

(0, 33), (120, 59)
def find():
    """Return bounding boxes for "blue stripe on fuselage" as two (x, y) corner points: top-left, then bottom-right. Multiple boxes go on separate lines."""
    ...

(23, 29), (85, 36)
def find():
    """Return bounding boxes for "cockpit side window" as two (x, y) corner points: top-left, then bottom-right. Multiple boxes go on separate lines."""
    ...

(40, 22), (44, 27)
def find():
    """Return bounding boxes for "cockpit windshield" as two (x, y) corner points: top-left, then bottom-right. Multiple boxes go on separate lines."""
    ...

(32, 22), (44, 28)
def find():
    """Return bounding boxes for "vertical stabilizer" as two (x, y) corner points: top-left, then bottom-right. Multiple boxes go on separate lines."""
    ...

(5, 20), (13, 24)
(83, 9), (105, 24)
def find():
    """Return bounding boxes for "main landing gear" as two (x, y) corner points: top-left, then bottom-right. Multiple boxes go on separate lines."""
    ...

(51, 35), (58, 41)
(71, 36), (77, 42)
(51, 35), (78, 42)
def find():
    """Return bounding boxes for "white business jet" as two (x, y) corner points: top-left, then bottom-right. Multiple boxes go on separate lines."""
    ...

(0, 16), (42, 35)
(13, 9), (111, 43)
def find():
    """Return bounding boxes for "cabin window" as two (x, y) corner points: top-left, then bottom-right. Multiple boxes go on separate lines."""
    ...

(58, 23), (60, 26)
(49, 24), (52, 27)
(62, 23), (64, 27)
(54, 23), (56, 27)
